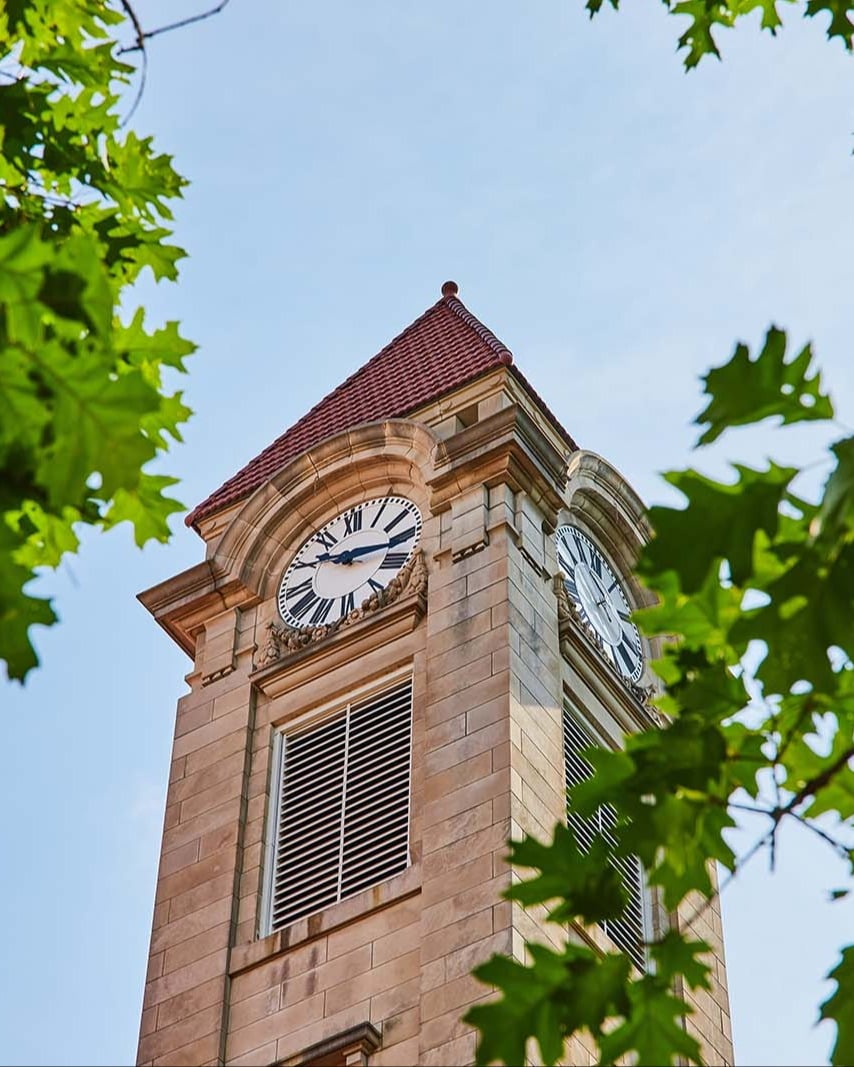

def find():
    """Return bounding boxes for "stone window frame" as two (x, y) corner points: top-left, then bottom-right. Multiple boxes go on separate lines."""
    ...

(276, 1021), (382, 1067)
(259, 666), (415, 938)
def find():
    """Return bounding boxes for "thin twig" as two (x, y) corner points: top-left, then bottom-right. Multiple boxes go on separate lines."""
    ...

(784, 742), (854, 815)
(117, 0), (232, 54)
(117, 0), (145, 48)
(116, 0), (147, 126)
(789, 811), (853, 862)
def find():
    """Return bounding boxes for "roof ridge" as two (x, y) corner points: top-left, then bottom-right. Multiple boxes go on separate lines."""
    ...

(443, 295), (514, 365)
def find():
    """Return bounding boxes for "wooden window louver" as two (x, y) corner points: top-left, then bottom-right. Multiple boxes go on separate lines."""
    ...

(563, 706), (647, 971)
(268, 677), (413, 932)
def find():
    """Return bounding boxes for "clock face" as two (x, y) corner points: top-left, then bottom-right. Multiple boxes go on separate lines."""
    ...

(278, 496), (422, 629)
(555, 524), (644, 683)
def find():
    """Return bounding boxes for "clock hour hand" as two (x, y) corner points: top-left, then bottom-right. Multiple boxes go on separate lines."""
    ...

(324, 543), (388, 565)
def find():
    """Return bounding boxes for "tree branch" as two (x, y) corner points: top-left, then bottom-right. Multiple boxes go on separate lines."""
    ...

(117, 0), (145, 50)
(116, 0), (147, 125)
(784, 741), (854, 816)
(117, 0), (232, 55)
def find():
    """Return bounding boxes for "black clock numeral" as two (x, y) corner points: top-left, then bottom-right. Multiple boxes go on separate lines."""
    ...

(618, 608), (632, 623)
(388, 526), (415, 548)
(559, 533), (576, 564)
(616, 639), (639, 674)
(315, 529), (338, 550)
(371, 499), (389, 528)
(309, 598), (333, 626)
(344, 509), (362, 535)
(340, 591), (355, 616)
(589, 552), (603, 579)
(622, 629), (641, 654)
(367, 578), (384, 593)
(384, 508), (409, 533)
(286, 578), (314, 600)
(291, 589), (320, 620)
(380, 552), (409, 569)
(291, 559), (314, 571)
(608, 577), (619, 592)
(572, 532), (588, 565)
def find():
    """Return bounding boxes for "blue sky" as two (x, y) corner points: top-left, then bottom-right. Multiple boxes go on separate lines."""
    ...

(1, 2), (853, 1064)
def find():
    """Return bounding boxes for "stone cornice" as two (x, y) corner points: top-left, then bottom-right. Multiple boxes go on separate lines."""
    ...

(429, 404), (571, 526)
(137, 560), (257, 657)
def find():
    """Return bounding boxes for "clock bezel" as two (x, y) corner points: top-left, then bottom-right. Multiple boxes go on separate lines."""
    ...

(277, 495), (423, 629)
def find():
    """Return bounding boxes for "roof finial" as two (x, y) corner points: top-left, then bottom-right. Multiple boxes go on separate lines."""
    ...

(441, 280), (459, 298)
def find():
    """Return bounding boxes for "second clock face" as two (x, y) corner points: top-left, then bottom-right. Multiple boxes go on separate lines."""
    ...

(277, 496), (422, 629)
(556, 523), (644, 682)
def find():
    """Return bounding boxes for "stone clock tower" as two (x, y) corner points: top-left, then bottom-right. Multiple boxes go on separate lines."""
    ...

(136, 283), (733, 1066)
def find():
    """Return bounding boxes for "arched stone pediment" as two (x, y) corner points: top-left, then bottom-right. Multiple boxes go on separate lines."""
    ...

(211, 418), (439, 602)
(561, 450), (653, 610)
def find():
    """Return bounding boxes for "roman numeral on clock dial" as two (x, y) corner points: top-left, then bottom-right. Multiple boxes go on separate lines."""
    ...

(380, 552), (409, 569)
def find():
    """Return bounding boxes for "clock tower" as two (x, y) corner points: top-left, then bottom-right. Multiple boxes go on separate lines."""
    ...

(136, 283), (733, 1066)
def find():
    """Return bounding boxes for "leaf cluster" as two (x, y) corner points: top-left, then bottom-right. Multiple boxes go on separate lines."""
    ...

(0, 1), (195, 680)
(470, 327), (854, 1065)
(585, 0), (853, 69)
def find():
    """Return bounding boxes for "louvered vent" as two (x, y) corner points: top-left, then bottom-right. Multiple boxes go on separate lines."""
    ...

(563, 706), (647, 972)
(268, 678), (413, 932)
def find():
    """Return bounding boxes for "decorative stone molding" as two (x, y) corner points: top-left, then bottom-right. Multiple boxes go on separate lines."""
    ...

(553, 573), (661, 724)
(277, 1021), (381, 1067)
(429, 403), (570, 527)
(256, 551), (428, 669)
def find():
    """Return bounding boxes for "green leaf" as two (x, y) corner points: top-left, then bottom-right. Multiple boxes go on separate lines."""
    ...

(568, 745), (635, 817)
(641, 462), (797, 593)
(34, 343), (160, 506)
(599, 982), (704, 1066)
(0, 345), (50, 459)
(122, 236), (188, 283)
(0, 519), (57, 682)
(504, 825), (628, 924)
(805, 0), (854, 49)
(0, 224), (53, 346)
(733, 541), (854, 693)
(634, 566), (744, 654)
(115, 310), (197, 372)
(785, 727), (854, 821)
(10, 500), (80, 569)
(695, 328), (833, 445)
(103, 474), (185, 547)
(469, 943), (632, 1066)
(819, 945), (854, 1066)
(651, 930), (713, 991)
(815, 437), (854, 543)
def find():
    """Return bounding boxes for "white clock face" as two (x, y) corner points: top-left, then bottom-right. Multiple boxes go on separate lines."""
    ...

(278, 496), (422, 628)
(556, 524), (644, 683)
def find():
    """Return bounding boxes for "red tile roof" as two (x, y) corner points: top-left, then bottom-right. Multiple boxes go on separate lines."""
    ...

(186, 283), (576, 530)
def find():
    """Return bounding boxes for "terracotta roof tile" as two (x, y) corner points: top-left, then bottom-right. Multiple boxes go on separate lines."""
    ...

(186, 284), (576, 529)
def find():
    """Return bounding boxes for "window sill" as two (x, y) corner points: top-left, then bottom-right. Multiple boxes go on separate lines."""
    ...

(229, 865), (421, 978)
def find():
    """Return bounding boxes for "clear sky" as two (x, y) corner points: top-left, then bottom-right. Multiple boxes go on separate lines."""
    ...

(1, 2), (852, 1065)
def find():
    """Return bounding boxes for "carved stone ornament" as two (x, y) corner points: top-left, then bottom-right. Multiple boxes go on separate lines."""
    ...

(553, 573), (661, 722)
(256, 551), (428, 669)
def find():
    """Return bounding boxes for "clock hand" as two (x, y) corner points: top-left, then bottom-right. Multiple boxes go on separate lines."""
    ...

(325, 543), (389, 565)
